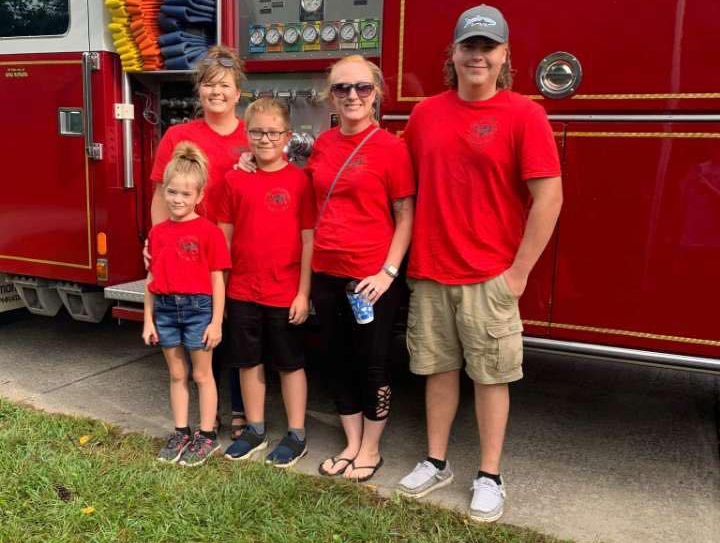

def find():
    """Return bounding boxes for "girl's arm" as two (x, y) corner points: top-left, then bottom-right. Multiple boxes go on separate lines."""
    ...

(142, 273), (158, 345)
(289, 229), (314, 324)
(218, 222), (234, 286)
(203, 271), (226, 350)
(355, 195), (415, 303)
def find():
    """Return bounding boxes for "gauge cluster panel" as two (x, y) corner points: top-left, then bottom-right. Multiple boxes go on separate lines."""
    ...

(239, 0), (382, 61)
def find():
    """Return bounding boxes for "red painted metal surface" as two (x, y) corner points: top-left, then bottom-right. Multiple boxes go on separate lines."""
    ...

(0, 52), (95, 284)
(552, 122), (720, 358)
(111, 306), (144, 322)
(0, 51), (146, 286)
(382, 0), (720, 114)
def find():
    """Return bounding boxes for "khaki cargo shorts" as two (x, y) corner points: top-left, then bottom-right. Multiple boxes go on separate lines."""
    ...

(406, 275), (523, 384)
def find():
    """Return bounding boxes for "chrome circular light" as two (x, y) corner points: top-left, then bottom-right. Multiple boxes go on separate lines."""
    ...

(536, 52), (582, 99)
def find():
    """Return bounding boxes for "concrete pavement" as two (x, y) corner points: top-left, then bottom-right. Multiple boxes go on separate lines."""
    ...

(1, 313), (718, 543)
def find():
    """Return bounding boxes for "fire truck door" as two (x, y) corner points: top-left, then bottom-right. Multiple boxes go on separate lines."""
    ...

(550, 121), (720, 358)
(0, 0), (95, 283)
(520, 122), (565, 337)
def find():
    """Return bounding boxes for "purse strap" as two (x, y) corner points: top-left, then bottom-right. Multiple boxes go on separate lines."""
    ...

(315, 126), (380, 228)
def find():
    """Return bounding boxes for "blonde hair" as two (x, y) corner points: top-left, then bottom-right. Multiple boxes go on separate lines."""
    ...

(443, 42), (514, 90)
(244, 97), (291, 130)
(162, 141), (209, 191)
(322, 55), (385, 118)
(194, 45), (245, 93)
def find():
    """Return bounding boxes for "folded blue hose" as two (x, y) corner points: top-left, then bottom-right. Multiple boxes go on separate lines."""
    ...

(160, 5), (215, 25)
(160, 42), (207, 58)
(164, 48), (208, 70)
(158, 13), (182, 33)
(164, 0), (216, 14)
(158, 30), (211, 46)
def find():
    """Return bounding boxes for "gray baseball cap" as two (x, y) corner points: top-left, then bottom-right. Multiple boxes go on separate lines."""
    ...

(453, 4), (509, 44)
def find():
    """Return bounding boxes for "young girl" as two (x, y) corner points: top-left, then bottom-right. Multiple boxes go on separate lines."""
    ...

(143, 142), (232, 467)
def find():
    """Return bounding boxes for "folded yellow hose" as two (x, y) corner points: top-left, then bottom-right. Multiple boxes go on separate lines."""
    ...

(105, 0), (143, 72)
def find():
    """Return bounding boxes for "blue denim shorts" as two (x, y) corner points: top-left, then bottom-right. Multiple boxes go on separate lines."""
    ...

(154, 294), (212, 351)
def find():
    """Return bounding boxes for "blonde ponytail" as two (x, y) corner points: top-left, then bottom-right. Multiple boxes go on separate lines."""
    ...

(162, 141), (209, 191)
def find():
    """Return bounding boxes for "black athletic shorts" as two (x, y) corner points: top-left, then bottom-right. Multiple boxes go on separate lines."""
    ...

(225, 298), (305, 371)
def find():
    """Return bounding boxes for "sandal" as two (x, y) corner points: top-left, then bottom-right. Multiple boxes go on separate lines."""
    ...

(347, 457), (384, 483)
(230, 412), (246, 441)
(318, 456), (354, 477)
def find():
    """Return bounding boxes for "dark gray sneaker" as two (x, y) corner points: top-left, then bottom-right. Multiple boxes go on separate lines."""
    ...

(224, 426), (268, 461)
(396, 460), (454, 498)
(265, 432), (307, 469)
(157, 430), (191, 464)
(177, 431), (220, 467)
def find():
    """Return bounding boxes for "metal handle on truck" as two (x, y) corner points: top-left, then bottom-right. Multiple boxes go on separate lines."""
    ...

(82, 52), (103, 160)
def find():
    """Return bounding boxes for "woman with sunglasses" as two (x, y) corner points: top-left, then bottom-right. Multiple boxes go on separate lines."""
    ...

(239, 54), (415, 481)
(149, 45), (248, 441)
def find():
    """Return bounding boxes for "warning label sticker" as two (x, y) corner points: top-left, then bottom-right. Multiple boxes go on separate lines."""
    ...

(0, 275), (23, 313)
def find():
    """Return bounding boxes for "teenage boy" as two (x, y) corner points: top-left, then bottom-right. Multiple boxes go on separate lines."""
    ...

(396, 5), (563, 522)
(218, 98), (315, 468)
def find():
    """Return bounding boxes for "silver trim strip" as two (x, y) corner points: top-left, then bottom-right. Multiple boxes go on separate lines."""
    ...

(382, 114), (720, 122)
(523, 337), (720, 373)
(121, 73), (134, 189)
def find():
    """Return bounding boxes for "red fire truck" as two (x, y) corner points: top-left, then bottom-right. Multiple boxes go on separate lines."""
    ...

(1, 0), (718, 372)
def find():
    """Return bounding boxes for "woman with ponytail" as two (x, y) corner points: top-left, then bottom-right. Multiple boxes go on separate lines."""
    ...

(143, 142), (231, 467)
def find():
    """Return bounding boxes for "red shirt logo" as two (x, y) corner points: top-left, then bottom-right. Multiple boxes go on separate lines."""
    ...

(467, 119), (497, 147)
(265, 188), (291, 212)
(176, 236), (200, 262)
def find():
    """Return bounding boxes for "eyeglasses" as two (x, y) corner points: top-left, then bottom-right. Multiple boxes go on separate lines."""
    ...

(200, 57), (236, 68)
(330, 82), (375, 98)
(248, 129), (289, 141)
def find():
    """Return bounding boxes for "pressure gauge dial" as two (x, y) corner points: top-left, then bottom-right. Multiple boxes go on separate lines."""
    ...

(302, 24), (318, 43)
(339, 22), (357, 42)
(320, 22), (338, 43)
(284, 26), (299, 45)
(266, 27), (282, 46)
(361, 21), (378, 41)
(249, 27), (265, 46)
(301, 0), (323, 13)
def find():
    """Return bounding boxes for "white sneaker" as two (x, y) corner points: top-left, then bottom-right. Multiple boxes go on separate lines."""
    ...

(469, 475), (506, 523)
(396, 460), (454, 498)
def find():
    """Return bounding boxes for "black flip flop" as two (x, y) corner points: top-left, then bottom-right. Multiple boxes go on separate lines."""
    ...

(318, 456), (354, 476)
(348, 457), (384, 483)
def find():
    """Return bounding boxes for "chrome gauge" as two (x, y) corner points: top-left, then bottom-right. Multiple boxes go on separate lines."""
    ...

(361, 21), (378, 41)
(266, 27), (282, 45)
(320, 22), (338, 43)
(284, 26), (299, 45)
(302, 24), (318, 43)
(301, 0), (323, 13)
(249, 27), (265, 46)
(339, 22), (356, 42)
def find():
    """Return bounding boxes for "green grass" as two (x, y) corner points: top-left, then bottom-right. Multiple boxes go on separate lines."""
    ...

(0, 399), (570, 543)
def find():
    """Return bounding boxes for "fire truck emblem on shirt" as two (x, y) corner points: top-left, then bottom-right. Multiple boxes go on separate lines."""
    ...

(176, 236), (201, 262)
(265, 188), (291, 212)
(464, 16), (497, 28)
(467, 119), (497, 146)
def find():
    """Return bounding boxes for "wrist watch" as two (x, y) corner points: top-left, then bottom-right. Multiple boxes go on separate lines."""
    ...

(382, 264), (399, 279)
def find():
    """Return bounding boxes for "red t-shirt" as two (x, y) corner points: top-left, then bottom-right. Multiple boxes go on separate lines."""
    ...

(405, 90), (561, 284)
(150, 118), (249, 224)
(216, 164), (316, 307)
(306, 124), (416, 279)
(147, 216), (231, 295)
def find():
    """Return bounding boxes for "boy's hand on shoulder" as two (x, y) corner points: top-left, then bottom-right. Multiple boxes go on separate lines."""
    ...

(142, 322), (158, 346)
(289, 294), (310, 325)
(203, 321), (223, 351)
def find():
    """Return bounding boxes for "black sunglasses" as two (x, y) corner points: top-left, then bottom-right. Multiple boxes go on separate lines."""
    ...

(200, 57), (236, 68)
(248, 129), (289, 142)
(330, 82), (375, 98)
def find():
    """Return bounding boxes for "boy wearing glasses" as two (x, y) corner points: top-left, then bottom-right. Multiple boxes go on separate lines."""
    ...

(217, 98), (315, 468)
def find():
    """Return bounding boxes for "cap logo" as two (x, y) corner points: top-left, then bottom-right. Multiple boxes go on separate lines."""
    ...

(464, 16), (497, 28)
